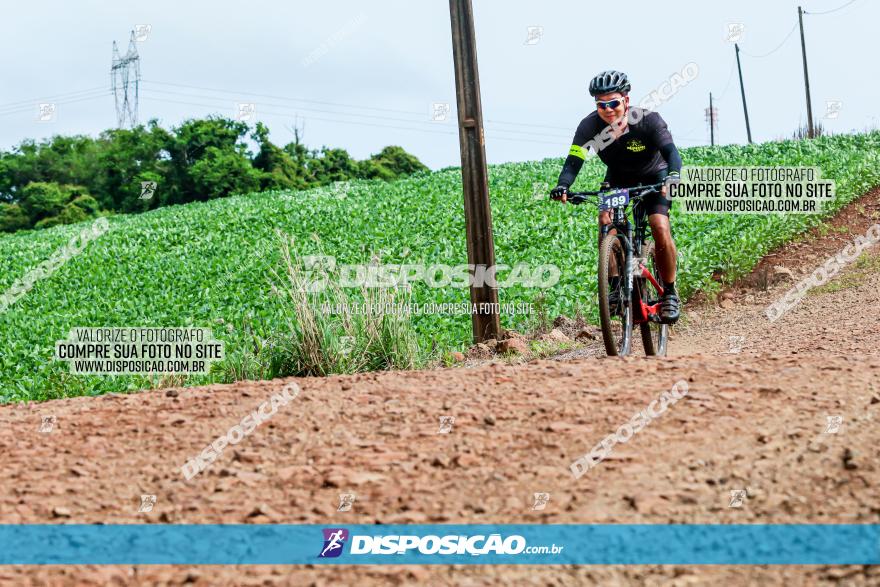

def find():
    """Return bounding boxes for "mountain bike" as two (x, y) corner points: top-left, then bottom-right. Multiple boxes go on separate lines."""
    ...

(567, 182), (669, 357)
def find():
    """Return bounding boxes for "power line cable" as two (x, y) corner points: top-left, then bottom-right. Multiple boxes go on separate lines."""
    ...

(142, 87), (443, 126)
(0, 91), (111, 117)
(142, 79), (427, 117)
(138, 90), (572, 141)
(141, 80), (575, 133)
(0, 86), (108, 111)
(739, 22), (798, 58)
(484, 118), (572, 131)
(139, 94), (456, 135)
(804, 0), (858, 15)
(717, 61), (738, 100)
(138, 94), (569, 146)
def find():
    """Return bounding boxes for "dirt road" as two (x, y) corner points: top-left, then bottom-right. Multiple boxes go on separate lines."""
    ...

(2, 192), (879, 586)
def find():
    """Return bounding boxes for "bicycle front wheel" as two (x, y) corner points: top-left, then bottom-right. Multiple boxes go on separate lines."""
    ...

(598, 233), (632, 357)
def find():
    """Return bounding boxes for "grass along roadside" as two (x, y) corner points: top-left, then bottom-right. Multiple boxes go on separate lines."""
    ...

(809, 249), (880, 296)
(221, 231), (424, 380)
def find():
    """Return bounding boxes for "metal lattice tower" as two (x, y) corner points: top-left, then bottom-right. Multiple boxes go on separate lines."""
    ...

(111, 31), (140, 128)
(705, 94), (719, 146)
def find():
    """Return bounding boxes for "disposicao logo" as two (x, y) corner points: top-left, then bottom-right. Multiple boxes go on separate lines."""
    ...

(317, 529), (561, 558)
(319, 528), (349, 558)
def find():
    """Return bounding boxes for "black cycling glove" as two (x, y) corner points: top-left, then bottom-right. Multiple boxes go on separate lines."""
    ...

(550, 185), (568, 200)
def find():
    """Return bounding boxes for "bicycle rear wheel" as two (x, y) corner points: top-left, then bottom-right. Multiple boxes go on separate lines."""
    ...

(598, 233), (632, 356)
(639, 241), (669, 356)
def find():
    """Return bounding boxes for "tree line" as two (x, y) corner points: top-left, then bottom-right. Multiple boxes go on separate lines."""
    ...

(0, 117), (429, 232)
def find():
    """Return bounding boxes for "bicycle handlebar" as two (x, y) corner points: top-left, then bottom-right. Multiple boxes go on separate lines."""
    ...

(565, 182), (665, 206)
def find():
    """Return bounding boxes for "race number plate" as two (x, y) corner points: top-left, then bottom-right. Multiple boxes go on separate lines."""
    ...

(600, 189), (630, 210)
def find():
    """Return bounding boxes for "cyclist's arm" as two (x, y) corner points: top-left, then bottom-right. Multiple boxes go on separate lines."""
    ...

(646, 112), (682, 176)
(659, 142), (682, 176)
(556, 118), (597, 188)
(556, 146), (586, 188)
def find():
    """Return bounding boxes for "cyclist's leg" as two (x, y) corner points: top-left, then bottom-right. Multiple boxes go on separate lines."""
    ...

(642, 178), (679, 323)
(640, 171), (676, 284)
(648, 213), (676, 284)
(599, 213), (617, 245)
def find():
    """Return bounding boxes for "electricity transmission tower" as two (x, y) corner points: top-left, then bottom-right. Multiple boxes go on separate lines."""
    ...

(111, 31), (140, 128)
(705, 92), (719, 146)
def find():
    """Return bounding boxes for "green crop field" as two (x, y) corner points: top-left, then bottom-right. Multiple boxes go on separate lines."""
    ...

(2, 132), (879, 402)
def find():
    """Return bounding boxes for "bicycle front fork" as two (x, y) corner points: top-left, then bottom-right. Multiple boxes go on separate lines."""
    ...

(601, 224), (635, 309)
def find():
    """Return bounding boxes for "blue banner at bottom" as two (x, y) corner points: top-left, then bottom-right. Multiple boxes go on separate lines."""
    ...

(1, 524), (878, 565)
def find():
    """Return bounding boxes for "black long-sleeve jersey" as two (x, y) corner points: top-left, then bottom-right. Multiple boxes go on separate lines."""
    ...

(556, 107), (682, 188)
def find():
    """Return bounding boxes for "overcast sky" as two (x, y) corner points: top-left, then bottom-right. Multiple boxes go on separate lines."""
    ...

(1, 0), (876, 170)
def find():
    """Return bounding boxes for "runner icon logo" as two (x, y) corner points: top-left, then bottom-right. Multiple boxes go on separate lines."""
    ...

(728, 489), (747, 508)
(319, 528), (349, 558)
(337, 493), (356, 512)
(438, 415), (455, 434)
(824, 415), (843, 434)
(531, 493), (550, 511)
(39, 415), (56, 433)
(138, 495), (157, 513)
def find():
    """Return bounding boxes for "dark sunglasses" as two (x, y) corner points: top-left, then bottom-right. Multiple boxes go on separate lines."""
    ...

(596, 99), (624, 110)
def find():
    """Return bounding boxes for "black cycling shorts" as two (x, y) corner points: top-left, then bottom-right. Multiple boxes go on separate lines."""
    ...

(606, 169), (671, 218)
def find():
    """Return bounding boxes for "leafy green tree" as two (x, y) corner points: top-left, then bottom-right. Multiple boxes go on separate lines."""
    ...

(252, 123), (309, 191)
(0, 116), (430, 233)
(358, 159), (396, 182)
(166, 117), (253, 203)
(173, 117), (249, 162)
(128, 171), (163, 212)
(20, 182), (67, 222)
(17, 182), (101, 230)
(94, 121), (173, 212)
(4, 136), (99, 190)
(70, 194), (101, 215)
(281, 128), (316, 186)
(361, 146), (429, 180)
(189, 147), (262, 200)
(34, 202), (89, 229)
(0, 203), (30, 232)
(309, 147), (358, 184)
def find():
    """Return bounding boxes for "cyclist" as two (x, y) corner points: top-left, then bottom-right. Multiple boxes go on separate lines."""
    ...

(550, 70), (682, 324)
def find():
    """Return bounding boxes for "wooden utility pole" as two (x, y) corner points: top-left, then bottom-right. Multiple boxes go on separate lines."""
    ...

(709, 92), (715, 146)
(448, 0), (500, 343)
(734, 44), (753, 144)
(798, 6), (815, 138)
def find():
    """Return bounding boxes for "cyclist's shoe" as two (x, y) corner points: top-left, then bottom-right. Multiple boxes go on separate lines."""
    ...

(659, 291), (680, 324)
